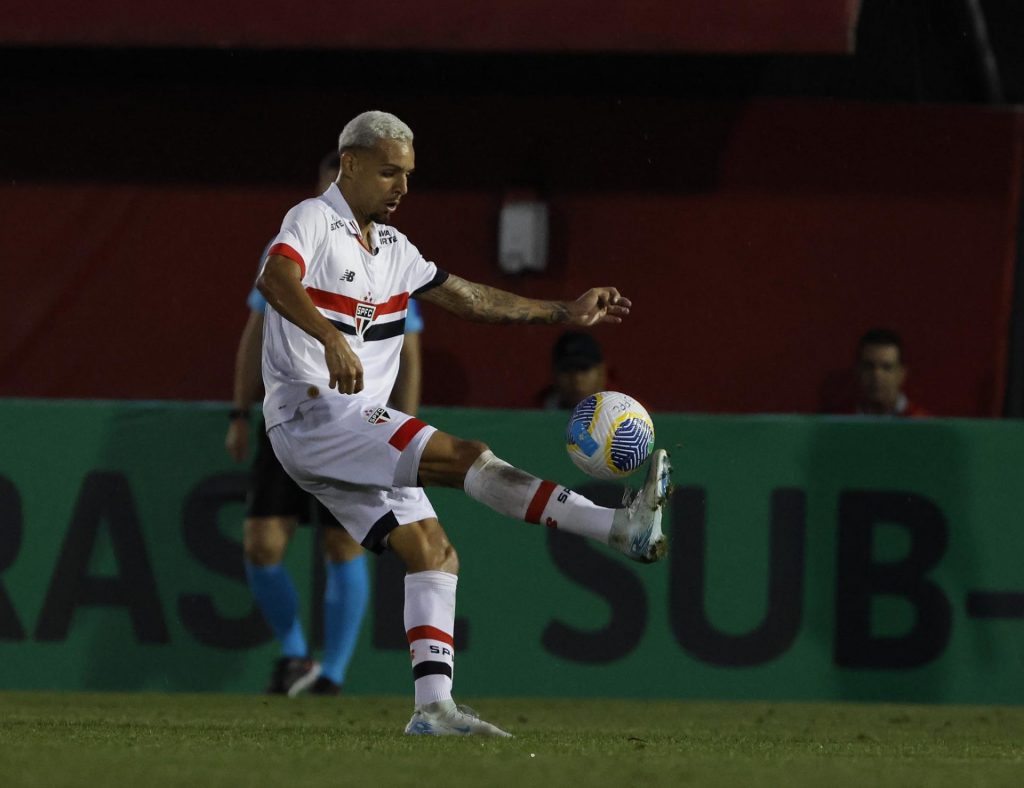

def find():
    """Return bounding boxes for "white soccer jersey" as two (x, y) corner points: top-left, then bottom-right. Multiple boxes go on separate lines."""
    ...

(261, 184), (447, 429)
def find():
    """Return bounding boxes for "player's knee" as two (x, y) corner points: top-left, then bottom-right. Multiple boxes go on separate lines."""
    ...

(243, 520), (290, 565)
(389, 521), (459, 574)
(243, 538), (285, 566)
(456, 439), (489, 474)
(438, 541), (459, 574)
(416, 529), (458, 573)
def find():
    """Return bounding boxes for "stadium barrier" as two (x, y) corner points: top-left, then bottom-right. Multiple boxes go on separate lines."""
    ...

(2, 399), (1023, 704)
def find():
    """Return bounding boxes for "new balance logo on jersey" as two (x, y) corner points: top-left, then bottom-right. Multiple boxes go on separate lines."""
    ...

(364, 407), (392, 425)
(341, 270), (356, 282)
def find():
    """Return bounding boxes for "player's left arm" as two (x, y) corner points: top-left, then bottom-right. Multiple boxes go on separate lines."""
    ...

(417, 274), (631, 326)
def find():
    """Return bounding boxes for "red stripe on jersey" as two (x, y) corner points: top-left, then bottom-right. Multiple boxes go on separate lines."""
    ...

(307, 287), (359, 315)
(525, 480), (558, 524)
(389, 417), (427, 451)
(376, 292), (411, 316)
(406, 625), (455, 647)
(268, 243), (306, 278)
(306, 287), (410, 317)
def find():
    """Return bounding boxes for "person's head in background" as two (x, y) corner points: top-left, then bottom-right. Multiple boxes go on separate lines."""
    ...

(318, 150), (340, 194)
(855, 328), (908, 415)
(552, 331), (607, 409)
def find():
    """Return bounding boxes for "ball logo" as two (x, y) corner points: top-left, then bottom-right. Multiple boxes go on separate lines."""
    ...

(569, 421), (601, 457)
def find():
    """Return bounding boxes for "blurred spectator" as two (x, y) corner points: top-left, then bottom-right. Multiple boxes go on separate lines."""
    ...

(538, 330), (607, 409)
(851, 328), (928, 417)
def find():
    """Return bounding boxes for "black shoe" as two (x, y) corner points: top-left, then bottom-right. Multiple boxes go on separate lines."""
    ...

(308, 676), (341, 696)
(266, 657), (321, 697)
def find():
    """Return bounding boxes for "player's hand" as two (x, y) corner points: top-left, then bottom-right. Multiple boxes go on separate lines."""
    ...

(325, 332), (364, 394)
(225, 420), (249, 463)
(568, 287), (632, 326)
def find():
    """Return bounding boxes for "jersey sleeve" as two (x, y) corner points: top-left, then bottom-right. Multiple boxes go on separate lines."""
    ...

(266, 200), (328, 280)
(398, 236), (449, 295)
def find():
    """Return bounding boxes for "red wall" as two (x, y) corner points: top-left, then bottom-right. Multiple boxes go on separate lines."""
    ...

(1, 99), (1020, 416)
(2, 0), (861, 53)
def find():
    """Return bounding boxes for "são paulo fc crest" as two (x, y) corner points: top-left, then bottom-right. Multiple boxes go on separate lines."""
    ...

(364, 406), (392, 425)
(354, 302), (376, 337)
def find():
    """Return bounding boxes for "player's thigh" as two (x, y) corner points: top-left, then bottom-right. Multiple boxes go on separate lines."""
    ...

(269, 397), (436, 490)
(387, 518), (458, 574)
(290, 478), (438, 556)
(320, 519), (365, 562)
(243, 517), (298, 564)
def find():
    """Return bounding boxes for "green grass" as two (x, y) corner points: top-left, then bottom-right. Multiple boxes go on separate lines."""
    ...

(2, 693), (1023, 788)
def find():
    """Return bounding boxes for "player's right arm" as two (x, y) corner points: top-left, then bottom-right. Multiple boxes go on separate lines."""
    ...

(257, 256), (365, 394)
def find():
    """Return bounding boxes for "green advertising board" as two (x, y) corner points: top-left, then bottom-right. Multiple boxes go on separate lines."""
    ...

(1, 399), (1023, 704)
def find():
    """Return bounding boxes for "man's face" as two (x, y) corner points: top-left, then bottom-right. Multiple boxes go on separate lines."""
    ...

(856, 343), (905, 411)
(555, 364), (607, 409)
(341, 139), (415, 224)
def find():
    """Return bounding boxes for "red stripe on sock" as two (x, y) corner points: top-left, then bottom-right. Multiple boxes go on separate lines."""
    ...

(406, 625), (455, 647)
(525, 480), (558, 524)
(389, 418), (427, 450)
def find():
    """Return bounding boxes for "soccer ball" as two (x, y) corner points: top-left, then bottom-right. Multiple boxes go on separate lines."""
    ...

(565, 391), (655, 479)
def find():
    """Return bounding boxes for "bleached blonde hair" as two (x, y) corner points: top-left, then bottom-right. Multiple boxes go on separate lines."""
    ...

(338, 111), (414, 151)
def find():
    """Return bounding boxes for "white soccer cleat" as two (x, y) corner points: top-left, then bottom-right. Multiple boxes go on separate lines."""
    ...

(609, 449), (671, 563)
(404, 700), (512, 737)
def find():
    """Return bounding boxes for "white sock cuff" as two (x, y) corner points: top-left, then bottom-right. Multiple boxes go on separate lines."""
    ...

(404, 569), (458, 592)
(463, 449), (499, 495)
(463, 449), (543, 520)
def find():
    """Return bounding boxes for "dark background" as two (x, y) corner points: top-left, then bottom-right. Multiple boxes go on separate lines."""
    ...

(3, 0), (1023, 415)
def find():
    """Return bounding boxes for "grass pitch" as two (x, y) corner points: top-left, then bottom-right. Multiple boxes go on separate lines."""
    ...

(2, 692), (1023, 788)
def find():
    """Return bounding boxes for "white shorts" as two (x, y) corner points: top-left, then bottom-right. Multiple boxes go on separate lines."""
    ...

(267, 395), (438, 553)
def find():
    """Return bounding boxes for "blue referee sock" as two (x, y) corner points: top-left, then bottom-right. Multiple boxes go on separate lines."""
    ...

(245, 562), (308, 658)
(321, 555), (370, 686)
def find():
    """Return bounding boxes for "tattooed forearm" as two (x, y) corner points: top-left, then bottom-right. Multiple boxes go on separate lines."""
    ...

(421, 275), (570, 324)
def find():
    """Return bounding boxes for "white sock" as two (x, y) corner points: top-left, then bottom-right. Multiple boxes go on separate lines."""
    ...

(463, 450), (615, 543)
(405, 570), (457, 707)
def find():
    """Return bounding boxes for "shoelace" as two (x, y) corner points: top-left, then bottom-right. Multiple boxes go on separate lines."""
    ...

(453, 704), (481, 720)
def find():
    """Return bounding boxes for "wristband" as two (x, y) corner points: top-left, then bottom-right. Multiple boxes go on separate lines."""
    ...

(228, 409), (250, 421)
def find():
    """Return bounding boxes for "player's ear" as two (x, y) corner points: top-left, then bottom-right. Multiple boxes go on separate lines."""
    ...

(339, 150), (358, 178)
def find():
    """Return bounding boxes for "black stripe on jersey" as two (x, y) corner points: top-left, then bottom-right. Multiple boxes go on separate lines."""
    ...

(413, 661), (453, 680)
(327, 318), (406, 341)
(412, 269), (450, 295)
(361, 511), (400, 555)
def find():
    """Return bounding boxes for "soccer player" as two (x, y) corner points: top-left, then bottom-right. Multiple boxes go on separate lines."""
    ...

(257, 111), (671, 736)
(226, 152), (425, 696)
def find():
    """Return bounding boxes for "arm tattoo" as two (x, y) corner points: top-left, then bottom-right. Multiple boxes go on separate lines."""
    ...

(420, 275), (569, 324)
